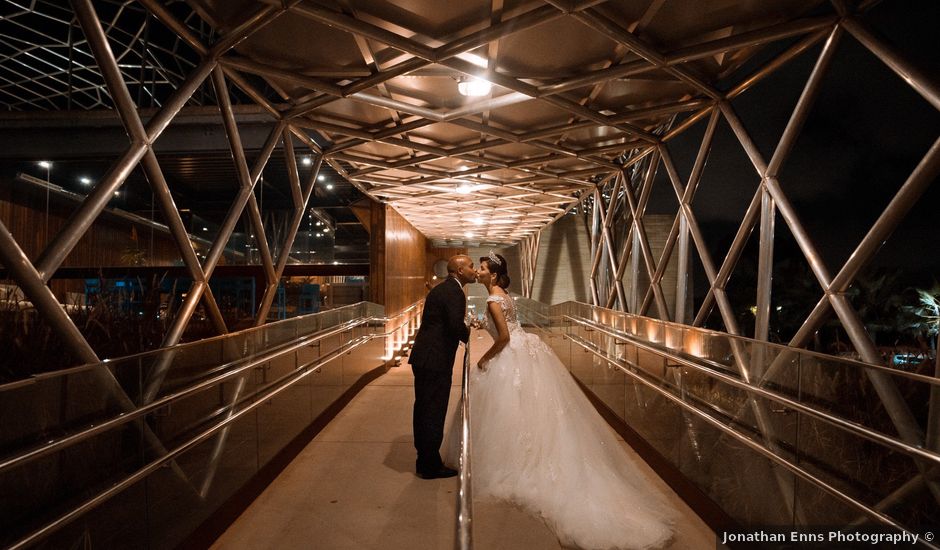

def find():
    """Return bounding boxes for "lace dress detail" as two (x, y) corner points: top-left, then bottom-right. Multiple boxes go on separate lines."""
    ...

(444, 292), (676, 550)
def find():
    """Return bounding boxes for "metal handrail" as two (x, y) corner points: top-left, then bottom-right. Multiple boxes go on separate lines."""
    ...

(455, 340), (473, 550)
(564, 314), (940, 466)
(559, 300), (940, 386)
(0, 315), (372, 475)
(564, 332), (939, 550)
(8, 322), (383, 550)
(0, 300), (377, 392)
(2, 297), (429, 548)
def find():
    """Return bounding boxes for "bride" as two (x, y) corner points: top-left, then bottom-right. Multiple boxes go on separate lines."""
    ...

(451, 252), (676, 550)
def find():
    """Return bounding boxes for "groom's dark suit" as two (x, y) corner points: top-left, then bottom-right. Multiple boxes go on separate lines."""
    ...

(410, 275), (469, 474)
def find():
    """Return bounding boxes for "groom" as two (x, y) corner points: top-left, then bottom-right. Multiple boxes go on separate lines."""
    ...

(409, 254), (476, 479)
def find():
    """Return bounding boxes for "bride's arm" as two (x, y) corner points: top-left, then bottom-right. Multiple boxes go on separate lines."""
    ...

(477, 300), (510, 371)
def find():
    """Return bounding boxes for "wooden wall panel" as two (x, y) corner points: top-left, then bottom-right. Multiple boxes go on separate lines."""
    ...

(382, 205), (427, 316)
(1, 180), (185, 298)
(368, 200), (386, 306)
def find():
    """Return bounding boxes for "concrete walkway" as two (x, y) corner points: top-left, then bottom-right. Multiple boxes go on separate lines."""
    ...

(211, 330), (715, 550)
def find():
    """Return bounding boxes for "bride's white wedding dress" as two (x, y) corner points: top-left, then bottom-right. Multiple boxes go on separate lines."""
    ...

(448, 294), (675, 550)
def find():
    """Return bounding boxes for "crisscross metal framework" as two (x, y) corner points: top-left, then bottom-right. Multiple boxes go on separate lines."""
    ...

(0, 0), (938, 528)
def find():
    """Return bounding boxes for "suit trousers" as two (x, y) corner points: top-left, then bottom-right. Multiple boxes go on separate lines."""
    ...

(412, 365), (453, 472)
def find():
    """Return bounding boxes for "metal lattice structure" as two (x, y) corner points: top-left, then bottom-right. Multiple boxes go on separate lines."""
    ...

(0, 0), (938, 524)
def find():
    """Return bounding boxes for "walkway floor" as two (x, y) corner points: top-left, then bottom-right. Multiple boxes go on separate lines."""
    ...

(211, 331), (716, 550)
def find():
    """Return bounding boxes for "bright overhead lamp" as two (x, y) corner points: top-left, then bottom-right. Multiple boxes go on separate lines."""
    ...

(455, 182), (477, 194)
(457, 76), (491, 97)
(302, 157), (312, 166)
(318, 175), (326, 181)
(80, 177), (91, 185)
(38, 160), (51, 169)
(326, 184), (334, 190)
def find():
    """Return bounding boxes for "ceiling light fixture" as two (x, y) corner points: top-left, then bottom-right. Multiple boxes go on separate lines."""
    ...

(457, 76), (491, 97)
(455, 182), (476, 194)
(302, 157), (312, 166)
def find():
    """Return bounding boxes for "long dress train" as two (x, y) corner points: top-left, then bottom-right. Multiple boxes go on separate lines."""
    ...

(447, 294), (675, 550)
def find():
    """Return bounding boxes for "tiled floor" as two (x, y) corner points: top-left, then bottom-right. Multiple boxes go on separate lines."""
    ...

(211, 330), (715, 550)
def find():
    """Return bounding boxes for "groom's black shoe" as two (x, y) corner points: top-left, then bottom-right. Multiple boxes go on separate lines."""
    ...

(417, 466), (458, 479)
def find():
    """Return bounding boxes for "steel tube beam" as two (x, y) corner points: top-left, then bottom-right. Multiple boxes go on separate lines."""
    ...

(766, 26), (842, 178)
(34, 144), (148, 281)
(594, 186), (625, 309)
(830, 138), (940, 292)
(724, 95), (940, 505)
(212, 68), (277, 283)
(726, 30), (831, 100)
(140, 150), (228, 334)
(71, 0), (148, 142)
(621, 170), (670, 320)
(842, 17), (940, 112)
(574, 8), (721, 100)
(666, 15), (838, 65)
(136, 0), (207, 55)
(753, 190), (775, 344)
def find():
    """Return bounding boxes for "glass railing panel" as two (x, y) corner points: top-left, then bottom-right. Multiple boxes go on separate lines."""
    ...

(309, 345), (346, 420)
(0, 412), (148, 548)
(143, 339), (226, 402)
(589, 320), (626, 421)
(343, 328), (375, 384)
(541, 300), (940, 535)
(256, 350), (309, 467)
(145, 409), (260, 550)
(0, 301), (394, 549)
(31, 475), (149, 550)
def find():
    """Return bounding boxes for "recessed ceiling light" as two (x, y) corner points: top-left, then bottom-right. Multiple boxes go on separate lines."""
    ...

(38, 160), (51, 169)
(302, 157), (312, 166)
(326, 184), (334, 190)
(80, 177), (91, 185)
(457, 76), (491, 97)
(318, 175), (326, 181)
(456, 183), (476, 194)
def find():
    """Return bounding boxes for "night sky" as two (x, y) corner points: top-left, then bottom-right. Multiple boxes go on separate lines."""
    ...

(646, 0), (940, 288)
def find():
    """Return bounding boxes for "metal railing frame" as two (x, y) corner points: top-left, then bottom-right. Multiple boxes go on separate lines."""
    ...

(514, 293), (940, 545)
(456, 340), (474, 550)
(565, 331), (939, 550)
(1, 300), (424, 549)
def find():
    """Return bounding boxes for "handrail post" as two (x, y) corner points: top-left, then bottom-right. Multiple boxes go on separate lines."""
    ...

(456, 341), (474, 550)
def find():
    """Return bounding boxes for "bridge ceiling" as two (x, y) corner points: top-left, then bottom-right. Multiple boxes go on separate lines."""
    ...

(178, 0), (826, 245)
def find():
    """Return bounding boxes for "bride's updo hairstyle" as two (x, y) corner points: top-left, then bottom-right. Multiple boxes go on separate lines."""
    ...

(481, 252), (511, 289)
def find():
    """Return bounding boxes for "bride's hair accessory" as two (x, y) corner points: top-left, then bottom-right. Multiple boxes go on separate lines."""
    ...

(487, 250), (502, 266)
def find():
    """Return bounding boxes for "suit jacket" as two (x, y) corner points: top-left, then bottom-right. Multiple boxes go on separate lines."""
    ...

(409, 276), (469, 371)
